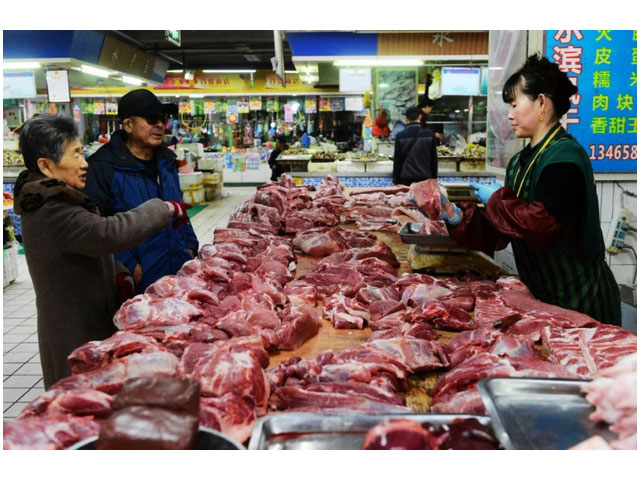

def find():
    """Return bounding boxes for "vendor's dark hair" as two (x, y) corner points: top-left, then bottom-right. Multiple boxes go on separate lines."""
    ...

(502, 53), (578, 119)
(405, 106), (421, 121)
(19, 115), (78, 172)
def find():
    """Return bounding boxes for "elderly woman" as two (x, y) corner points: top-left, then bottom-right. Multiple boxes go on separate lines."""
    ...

(14, 115), (191, 388)
(440, 54), (620, 325)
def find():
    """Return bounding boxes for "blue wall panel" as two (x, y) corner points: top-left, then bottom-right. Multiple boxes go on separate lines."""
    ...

(70, 31), (105, 64)
(287, 32), (378, 57)
(3, 30), (75, 59)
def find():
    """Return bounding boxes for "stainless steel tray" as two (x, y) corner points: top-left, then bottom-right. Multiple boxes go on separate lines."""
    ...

(248, 412), (492, 450)
(478, 377), (615, 450)
(399, 222), (461, 247)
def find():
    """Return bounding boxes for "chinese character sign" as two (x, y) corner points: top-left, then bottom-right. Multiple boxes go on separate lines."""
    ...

(546, 30), (637, 173)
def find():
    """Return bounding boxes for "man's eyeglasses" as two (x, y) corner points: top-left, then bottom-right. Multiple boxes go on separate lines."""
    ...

(139, 114), (170, 125)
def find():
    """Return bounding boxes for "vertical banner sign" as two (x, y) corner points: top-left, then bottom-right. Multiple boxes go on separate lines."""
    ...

(546, 30), (637, 173)
(284, 104), (294, 123)
(250, 97), (262, 111)
(304, 97), (317, 114)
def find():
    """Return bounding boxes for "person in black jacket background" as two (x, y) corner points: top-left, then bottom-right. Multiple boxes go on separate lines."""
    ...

(392, 106), (438, 185)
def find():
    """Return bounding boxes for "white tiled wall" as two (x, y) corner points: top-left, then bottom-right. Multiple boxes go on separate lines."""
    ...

(494, 179), (638, 285)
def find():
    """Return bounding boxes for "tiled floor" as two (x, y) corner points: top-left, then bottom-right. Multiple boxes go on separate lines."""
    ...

(2, 186), (254, 420)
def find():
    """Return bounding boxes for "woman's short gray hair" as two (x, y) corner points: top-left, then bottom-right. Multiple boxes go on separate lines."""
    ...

(18, 115), (78, 172)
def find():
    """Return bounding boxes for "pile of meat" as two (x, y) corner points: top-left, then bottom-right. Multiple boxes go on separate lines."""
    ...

(574, 353), (637, 450)
(267, 336), (449, 414)
(340, 185), (430, 233)
(3, 174), (337, 450)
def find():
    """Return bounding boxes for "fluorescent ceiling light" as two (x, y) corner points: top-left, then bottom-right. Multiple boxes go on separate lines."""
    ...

(334, 59), (423, 67)
(285, 70), (298, 73)
(122, 75), (143, 85)
(3, 61), (41, 69)
(167, 69), (184, 73)
(81, 65), (110, 78)
(202, 69), (256, 73)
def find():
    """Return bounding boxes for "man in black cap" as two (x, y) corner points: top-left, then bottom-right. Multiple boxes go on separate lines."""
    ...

(84, 89), (198, 294)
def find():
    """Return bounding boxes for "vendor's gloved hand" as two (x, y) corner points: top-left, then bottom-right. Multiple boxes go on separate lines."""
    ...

(440, 193), (462, 226)
(469, 181), (502, 205)
(165, 201), (192, 229)
(116, 272), (135, 306)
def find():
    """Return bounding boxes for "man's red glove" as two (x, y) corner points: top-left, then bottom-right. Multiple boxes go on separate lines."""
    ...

(116, 272), (135, 307)
(165, 201), (192, 229)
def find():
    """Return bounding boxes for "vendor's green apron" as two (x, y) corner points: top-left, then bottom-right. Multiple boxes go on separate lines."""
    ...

(504, 124), (621, 325)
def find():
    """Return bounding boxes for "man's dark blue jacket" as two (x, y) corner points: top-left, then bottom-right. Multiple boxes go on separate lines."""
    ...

(84, 130), (199, 293)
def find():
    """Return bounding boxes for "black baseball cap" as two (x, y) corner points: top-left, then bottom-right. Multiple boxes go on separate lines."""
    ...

(118, 89), (179, 120)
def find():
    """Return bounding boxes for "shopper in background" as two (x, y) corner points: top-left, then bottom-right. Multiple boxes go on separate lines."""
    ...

(441, 53), (620, 325)
(392, 106), (438, 186)
(418, 96), (444, 143)
(14, 115), (190, 388)
(300, 129), (311, 148)
(84, 89), (199, 294)
(268, 135), (287, 181)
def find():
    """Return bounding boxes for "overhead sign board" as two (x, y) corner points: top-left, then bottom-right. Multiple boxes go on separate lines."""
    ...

(546, 29), (636, 173)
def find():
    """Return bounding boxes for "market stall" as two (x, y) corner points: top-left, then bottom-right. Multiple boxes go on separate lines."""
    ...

(3, 174), (635, 451)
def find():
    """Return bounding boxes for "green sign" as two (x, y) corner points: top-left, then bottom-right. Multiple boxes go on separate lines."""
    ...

(165, 30), (181, 47)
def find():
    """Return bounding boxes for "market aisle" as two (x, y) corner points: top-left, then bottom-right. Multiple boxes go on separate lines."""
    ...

(2, 186), (255, 420)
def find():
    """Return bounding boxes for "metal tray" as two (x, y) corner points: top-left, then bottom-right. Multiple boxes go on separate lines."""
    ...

(248, 412), (492, 450)
(399, 222), (461, 247)
(478, 377), (615, 450)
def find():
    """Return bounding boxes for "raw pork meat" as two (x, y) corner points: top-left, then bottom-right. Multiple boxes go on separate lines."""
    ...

(541, 325), (637, 378)
(275, 304), (321, 350)
(268, 385), (410, 413)
(284, 280), (317, 306)
(178, 340), (270, 415)
(429, 385), (486, 415)
(199, 393), (257, 444)
(113, 294), (204, 331)
(3, 414), (101, 450)
(18, 387), (113, 420)
(580, 353), (637, 449)
(52, 351), (180, 395)
(366, 337), (450, 373)
(67, 331), (164, 374)
(409, 179), (442, 219)
(361, 419), (434, 450)
(293, 227), (346, 256)
(321, 242), (400, 268)
(145, 274), (221, 306)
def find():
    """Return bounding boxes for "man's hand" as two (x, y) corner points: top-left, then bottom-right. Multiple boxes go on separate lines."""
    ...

(187, 248), (196, 258)
(469, 181), (502, 205)
(165, 201), (192, 229)
(435, 132), (445, 142)
(132, 264), (142, 284)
